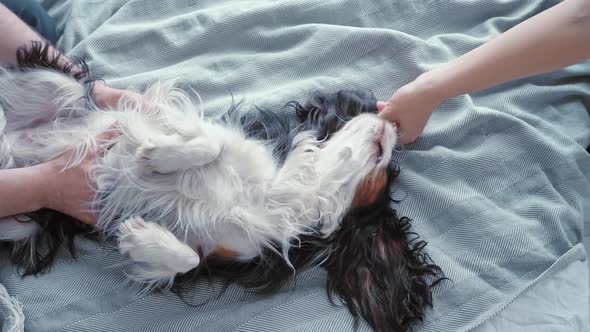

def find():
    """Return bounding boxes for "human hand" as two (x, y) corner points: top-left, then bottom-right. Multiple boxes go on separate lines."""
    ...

(377, 73), (447, 144)
(91, 81), (141, 109)
(33, 81), (138, 225)
(38, 129), (119, 225)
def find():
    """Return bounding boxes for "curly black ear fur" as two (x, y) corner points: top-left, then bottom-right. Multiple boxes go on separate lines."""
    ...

(219, 100), (300, 166)
(292, 89), (378, 140)
(320, 176), (445, 332)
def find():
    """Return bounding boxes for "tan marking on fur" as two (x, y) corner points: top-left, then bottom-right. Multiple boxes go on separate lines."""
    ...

(352, 168), (388, 208)
(211, 246), (239, 258)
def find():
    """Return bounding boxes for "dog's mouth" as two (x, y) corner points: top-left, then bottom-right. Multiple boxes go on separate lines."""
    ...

(373, 121), (386, 164)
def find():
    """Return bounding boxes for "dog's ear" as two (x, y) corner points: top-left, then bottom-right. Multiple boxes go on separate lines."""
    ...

(321, 201), (445, 332)
(291, 90), (377, 140)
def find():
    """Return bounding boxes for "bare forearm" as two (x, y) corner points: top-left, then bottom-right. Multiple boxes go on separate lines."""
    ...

(0, 166), (47, 218)
(0, 2), (81, 74)
(422, 0), (590, 100)
(0, 3), (45, 64)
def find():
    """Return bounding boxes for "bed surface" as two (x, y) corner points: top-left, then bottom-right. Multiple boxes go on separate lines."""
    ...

(1, 0), (589, 331)
(475, 258), (589, 332)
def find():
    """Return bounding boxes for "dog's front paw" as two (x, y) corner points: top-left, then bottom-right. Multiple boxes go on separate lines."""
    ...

(118, 217), (201, 275)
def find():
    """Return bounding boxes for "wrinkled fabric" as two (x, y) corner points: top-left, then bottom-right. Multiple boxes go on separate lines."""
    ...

(1, 0), (588, 331)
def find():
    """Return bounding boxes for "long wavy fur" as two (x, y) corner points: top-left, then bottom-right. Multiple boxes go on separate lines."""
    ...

(321, 185), (445, 332)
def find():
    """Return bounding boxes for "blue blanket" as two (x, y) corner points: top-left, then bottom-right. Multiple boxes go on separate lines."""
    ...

(1, 0), (589, 331)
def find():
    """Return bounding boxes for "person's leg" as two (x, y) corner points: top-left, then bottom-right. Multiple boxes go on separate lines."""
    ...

(1, 0), (57, 44)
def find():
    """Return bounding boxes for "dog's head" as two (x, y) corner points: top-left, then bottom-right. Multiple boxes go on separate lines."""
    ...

(294, 91), (396, 211)
(291, 90), (444, 332)
(185, 90), (444, 332)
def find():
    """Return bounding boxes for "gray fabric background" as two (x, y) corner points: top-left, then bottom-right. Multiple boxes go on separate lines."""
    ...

(1, 0), (589, 331)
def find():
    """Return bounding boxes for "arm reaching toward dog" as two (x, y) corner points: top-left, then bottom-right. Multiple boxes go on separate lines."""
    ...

(0, 2), (43, 64)
(378, 0), (590, 144)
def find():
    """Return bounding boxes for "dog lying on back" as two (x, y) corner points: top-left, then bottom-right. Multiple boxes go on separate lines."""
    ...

(0, 43), (444, 332)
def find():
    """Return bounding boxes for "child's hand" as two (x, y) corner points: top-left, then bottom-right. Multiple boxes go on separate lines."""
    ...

(377, 73), (446, 144)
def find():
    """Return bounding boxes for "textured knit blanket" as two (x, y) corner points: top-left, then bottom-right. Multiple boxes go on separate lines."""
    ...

(0, 0), (589, 331)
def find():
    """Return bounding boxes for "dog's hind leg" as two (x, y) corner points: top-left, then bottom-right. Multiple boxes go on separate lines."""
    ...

(117, 216), (201, 289)
(135, 133), (222, 174)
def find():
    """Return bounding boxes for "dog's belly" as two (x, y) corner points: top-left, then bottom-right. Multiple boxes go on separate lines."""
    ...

(93, 126), (281, 261)
(4, 103), (285, 261)
(181, 170), (274, 260)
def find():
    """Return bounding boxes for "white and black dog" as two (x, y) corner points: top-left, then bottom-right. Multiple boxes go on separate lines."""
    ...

(0, 43), (444, 332)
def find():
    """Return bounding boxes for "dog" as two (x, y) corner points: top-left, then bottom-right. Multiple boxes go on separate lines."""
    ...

(0, 42), (444, 332)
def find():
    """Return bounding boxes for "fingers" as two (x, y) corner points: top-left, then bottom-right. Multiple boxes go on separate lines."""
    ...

(398, 132), (417, 145)
(93, 82), (152, 112)
(97, 125), (120, 141)
(377, 101), (400, 129)
(94, 124), (121, 156)
(391, 121), (417, 144)
(77, 211), (97, 225)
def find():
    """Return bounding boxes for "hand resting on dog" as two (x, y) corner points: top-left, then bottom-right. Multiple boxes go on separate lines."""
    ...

(0, 129), (119, 225)
(0, 3), (141, 223)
